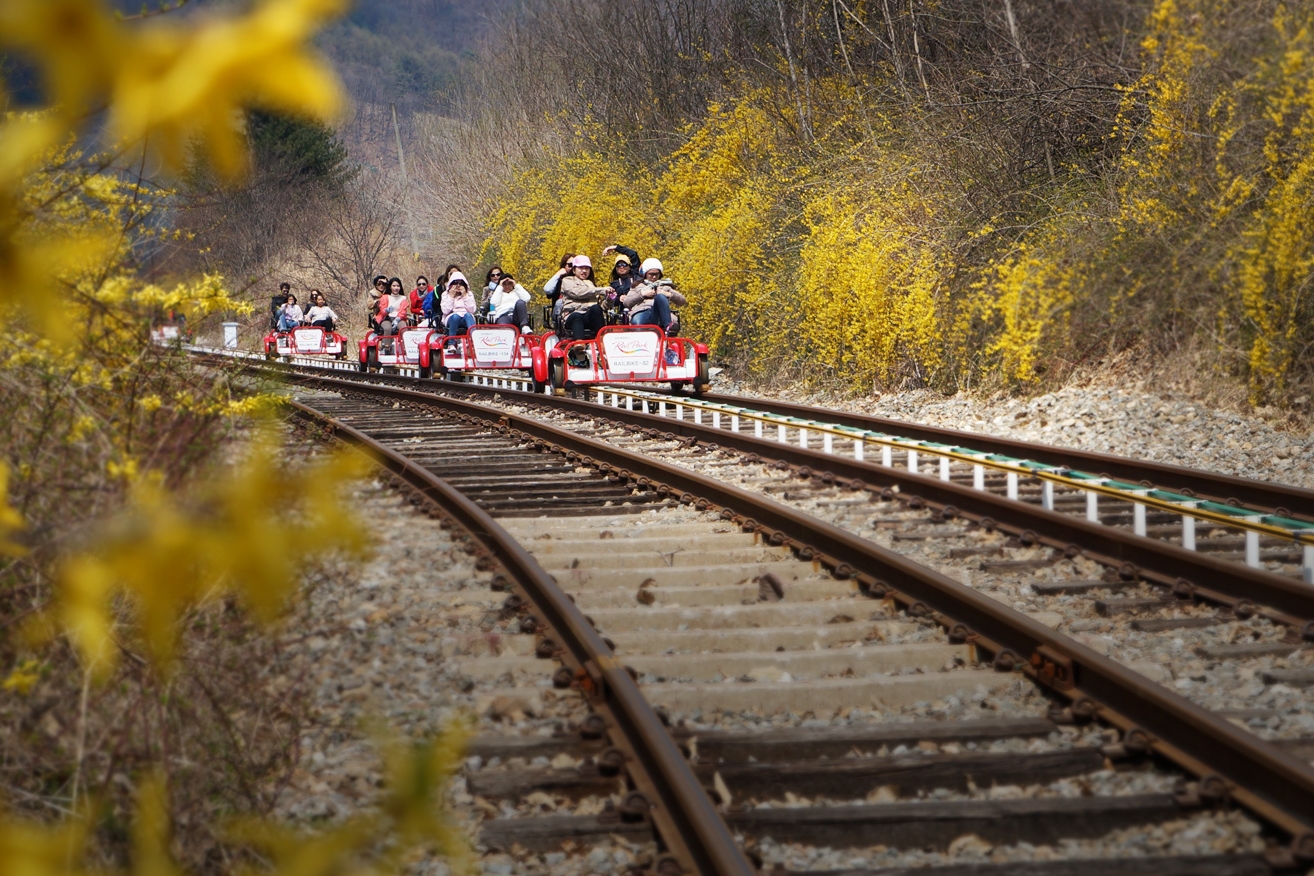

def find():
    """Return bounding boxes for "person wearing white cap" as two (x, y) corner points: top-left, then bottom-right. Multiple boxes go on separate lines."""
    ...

(558, 255), (608, 341)
(623, 257), (686, 335)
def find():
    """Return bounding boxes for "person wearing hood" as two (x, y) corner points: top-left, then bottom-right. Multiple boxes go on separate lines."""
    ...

(558, 255), (608, 341)
(441, 274), (478, 337)
(622, 258), (686, 335)
(489, 274), (532, 333)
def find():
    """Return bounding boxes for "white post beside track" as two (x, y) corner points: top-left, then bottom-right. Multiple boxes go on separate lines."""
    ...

(823, 432), (833, 454)
(755, 420), (763, 439)
(1041, 480), (1054, 511)
(974, 464), (985, 491)
(882, 445), (892, 467)
(1133, 502), (1146, 537)
(694, 408), (703, 425)
(778, 424), (787, 443)
(1006, 472), (1018, 500)
(907, 449), (918, 474)
(854, 440), (864, 462)
(799, 428), (808, 449)
(1182, 515), (1196, 550)
(1245, 530), (1260, 568)
(713, 411), (721, 429)
(939, 456), (950, 481)
(626, 395), (634, 411)
(1303, 545), (1313, 584)
(676, 405), (685, 420)
(659, 401), (667, 416)
(731, 415), (739, 433)
(1086, 491), (1099, 522)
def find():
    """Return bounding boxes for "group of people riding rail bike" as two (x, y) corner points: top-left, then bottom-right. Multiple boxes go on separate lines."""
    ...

(358, 246), (686, 355)
(270, 282), (341, 333)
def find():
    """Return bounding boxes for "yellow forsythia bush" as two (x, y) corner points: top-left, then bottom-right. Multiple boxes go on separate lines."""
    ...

(1, 1), (471, 872)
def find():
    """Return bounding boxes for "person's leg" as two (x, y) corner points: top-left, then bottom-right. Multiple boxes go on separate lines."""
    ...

(585, 305), (605, 339)
(513, 299), (529, 331)
(565, 311), (587, 340)
(630, 308), (656, 326)
(650, 294), (672, 331)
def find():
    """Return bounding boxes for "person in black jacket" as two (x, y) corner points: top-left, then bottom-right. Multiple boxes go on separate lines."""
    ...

(269, 281), (291, 329)
(602, 244), (641, 322)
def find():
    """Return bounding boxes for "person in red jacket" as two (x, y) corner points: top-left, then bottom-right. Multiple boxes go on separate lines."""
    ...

(409, 276), (431, 326)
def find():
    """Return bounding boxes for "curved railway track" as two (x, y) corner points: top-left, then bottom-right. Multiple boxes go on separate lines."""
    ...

(230, 353), (1314, 876)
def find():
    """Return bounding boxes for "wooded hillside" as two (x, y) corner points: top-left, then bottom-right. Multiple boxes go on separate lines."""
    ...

(399, 0), (1313, 407)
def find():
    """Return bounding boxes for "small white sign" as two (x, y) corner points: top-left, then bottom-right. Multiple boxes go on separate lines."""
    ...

(602, 331), (659, 373)
(471, 328), (515, 363)
(294, 328), (321, 350)
(402, 330), (428, 361)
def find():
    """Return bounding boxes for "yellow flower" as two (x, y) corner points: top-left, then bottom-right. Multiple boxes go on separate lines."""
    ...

(109, 0), (347, 179)
(0, 0), (122, 115)
(2, 660), (42, 695)
(0, 463), (26, 556)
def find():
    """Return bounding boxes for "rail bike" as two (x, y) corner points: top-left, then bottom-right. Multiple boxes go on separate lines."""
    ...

(540, 324), (710, 395)
(432, 324), (551, 390)
(358, 325), (440, 374)
(264, 325), (349, 360)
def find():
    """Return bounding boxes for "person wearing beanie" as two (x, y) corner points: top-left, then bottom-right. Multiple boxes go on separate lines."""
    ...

(558, 254), (609, 342)
(490, 274), (533, 333)
(440, 273), (478, 339)
(622, 257), (687, 337)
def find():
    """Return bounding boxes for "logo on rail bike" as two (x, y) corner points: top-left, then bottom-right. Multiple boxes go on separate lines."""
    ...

(601, 331), (659, 373)
(471, 328), (514, 362)
(293, 328), (322, 350)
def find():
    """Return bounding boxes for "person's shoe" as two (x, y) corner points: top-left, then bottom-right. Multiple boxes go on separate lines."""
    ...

(521, 325), (533, 334)
(443, 340), (458, 355)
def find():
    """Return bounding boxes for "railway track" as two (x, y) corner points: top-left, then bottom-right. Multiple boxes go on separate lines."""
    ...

(253, 358), (1314, 876)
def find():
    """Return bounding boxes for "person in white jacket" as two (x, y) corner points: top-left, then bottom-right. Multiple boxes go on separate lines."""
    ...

(489, 274), (532, 333)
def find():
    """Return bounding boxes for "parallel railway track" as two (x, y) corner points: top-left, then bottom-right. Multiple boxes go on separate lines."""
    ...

(204, 351), (1314, 873)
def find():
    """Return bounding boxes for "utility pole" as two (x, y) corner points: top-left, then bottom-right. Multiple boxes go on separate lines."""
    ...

(391, 101), (421, 258)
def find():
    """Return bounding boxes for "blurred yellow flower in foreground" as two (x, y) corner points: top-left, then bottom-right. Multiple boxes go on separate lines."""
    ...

(40, 433), (370, 676)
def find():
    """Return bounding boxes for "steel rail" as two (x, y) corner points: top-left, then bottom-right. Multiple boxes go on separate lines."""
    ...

(695, 391), (1314, 519)
(421, 378), (1314, 628)
(284, 372), (1314, 851)
(284, 398), (755, 876)
(201, 353), (1314, 622)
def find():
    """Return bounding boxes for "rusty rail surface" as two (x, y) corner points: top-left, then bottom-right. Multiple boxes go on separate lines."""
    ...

(425, 377), (1314, 629)
(277, 373), (1314, 855)
(286, 398), (755, 876)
